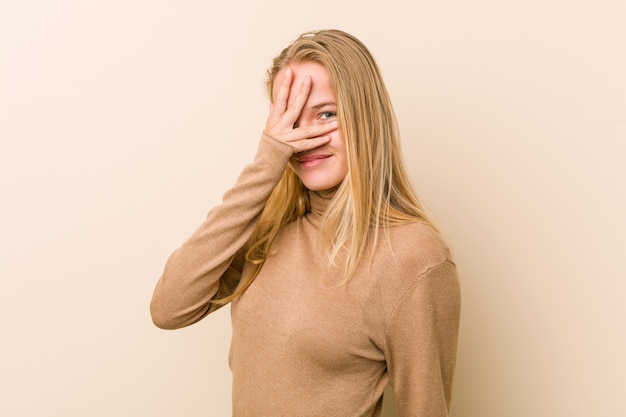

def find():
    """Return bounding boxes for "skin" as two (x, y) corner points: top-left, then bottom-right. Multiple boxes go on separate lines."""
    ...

(265, 62), (348, 191)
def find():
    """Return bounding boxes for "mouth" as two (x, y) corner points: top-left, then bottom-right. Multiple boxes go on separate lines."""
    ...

(295, 153), (331, 168)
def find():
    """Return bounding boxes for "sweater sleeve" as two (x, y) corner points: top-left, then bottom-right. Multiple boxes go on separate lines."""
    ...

(384, 260), (461, 417)
(150, 133), (293, 329)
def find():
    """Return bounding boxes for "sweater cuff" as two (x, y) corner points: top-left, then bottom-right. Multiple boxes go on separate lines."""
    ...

(260, 131), (295, 157)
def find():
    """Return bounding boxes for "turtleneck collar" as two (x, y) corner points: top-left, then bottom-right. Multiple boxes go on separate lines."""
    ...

(307, 187), (338, 217)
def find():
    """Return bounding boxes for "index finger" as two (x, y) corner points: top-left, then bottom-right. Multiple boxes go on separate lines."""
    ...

(283, 75), (312, 127)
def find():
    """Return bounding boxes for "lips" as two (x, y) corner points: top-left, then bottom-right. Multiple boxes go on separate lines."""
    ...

(297, 154), (330, 163)
(295, 153), (331, 168)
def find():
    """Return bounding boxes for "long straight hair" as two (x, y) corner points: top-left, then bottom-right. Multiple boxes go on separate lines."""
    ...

(215, 29), (438, 304)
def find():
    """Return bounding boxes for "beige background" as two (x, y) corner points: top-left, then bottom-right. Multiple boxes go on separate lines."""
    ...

(1, 1), (624, 416)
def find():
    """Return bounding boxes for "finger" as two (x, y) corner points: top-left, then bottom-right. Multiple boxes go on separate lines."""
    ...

(288, 135), (332, 154)
(281, 121), (338, 143)
(273, 68), (293, 112)
(283, 75), (312, 126)
(266, 69), (293, 129)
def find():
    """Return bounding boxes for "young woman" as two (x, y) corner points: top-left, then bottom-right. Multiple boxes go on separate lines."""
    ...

(151, 29), (460, 417)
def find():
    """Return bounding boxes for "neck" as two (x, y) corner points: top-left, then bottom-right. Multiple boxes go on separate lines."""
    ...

(308, 187), (338, 217)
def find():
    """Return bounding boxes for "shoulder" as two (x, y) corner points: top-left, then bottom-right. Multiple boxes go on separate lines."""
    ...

(366, 221), (456, 301)
(363, 222), (459, 345)
(381, 223), (459, 319)
(382, 221), (453, 276)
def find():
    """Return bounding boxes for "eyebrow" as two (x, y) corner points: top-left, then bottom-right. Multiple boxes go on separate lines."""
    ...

(310, 101), (337, 110)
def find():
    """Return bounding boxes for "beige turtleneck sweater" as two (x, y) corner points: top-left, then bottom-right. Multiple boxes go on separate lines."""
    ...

(150, 133), (461, 417)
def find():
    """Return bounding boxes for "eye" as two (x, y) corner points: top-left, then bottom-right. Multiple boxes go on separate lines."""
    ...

(319, 112), (336, 121)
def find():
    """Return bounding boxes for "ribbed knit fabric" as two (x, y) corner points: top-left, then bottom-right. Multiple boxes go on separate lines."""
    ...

(151, 133), (461, 417)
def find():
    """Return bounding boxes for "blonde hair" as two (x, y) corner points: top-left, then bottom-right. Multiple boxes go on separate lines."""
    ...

(215, 29), (438, 304)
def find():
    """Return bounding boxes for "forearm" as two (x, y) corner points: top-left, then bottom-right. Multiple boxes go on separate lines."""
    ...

(150, 134), (293, 329)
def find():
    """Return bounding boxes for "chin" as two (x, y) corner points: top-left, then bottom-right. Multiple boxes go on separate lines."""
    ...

(301, 179), (343, 191)
(306, 185), (334, 192)
(295, 170), (347, 192)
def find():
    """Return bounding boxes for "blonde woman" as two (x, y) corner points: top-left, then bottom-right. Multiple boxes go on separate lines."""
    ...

(151, 29), (460, 417)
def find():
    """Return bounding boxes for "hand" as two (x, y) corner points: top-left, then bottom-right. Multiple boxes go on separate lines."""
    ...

(264, 68), (336, 153)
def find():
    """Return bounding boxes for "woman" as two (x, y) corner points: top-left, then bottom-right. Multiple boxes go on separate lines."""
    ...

(151, 29), (460, 417)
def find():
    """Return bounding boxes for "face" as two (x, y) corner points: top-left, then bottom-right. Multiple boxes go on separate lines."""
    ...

(274, 62), (348, 191)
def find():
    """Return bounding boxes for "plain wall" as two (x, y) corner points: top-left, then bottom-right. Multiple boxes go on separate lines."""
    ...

(1, 1), (624, 416)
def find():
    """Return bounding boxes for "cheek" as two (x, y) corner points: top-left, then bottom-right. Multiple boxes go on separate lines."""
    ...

(328, 130), (344, 149)
(331, 132), (348, 164)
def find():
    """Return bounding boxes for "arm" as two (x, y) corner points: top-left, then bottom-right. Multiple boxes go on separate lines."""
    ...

(150, 68), (338, 329)
(150, 135), (293, 329)
(384, 260), (461, 417)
